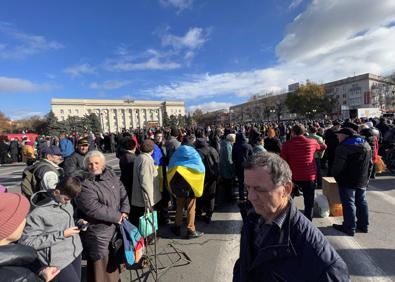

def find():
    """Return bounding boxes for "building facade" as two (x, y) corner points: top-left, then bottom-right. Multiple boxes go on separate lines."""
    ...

(324, 73), (395, 117)
(230, 92), (296, 124)
(51, 98), (185, 132)
(229, 73), (395, 122)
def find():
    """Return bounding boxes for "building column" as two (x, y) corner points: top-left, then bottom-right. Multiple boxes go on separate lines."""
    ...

(139, 109), (143, 128)
(158, 108), (163, 126)
(108, 109), (114, 133)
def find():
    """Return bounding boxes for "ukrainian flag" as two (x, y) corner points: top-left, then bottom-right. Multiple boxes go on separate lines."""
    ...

(152, 144), (164, 192)
(167, 145), (205, 198)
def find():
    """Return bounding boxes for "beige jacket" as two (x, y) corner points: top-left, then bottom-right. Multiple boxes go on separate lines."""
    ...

(131, 152), (161, 208)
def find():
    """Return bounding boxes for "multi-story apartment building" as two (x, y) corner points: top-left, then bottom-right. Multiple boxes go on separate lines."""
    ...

(229, 73), (395, 122)
(324, 73), (395, 117)
(51, 98), (185, 132)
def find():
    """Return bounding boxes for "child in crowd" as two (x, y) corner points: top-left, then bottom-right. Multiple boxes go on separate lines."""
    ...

(20, 176), (87, 282)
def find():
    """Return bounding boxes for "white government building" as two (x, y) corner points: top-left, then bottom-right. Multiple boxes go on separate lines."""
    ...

(51, 98), (185, 132)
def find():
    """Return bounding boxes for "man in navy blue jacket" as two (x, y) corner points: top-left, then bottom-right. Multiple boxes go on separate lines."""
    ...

(233, 152), (349, 282)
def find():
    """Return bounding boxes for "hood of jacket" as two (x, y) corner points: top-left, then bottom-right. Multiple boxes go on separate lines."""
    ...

(30, 190), (61, 208)
(236, 132), (248, 144)
(342, 136), (365, 146)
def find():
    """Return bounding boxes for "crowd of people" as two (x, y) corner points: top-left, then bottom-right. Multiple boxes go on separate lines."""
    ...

(1, 115), (395, 281)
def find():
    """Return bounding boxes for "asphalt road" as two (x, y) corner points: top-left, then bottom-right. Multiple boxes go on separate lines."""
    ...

(2, 154), (394, 282)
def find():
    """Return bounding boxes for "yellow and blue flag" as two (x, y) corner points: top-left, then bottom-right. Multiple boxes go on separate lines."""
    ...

(152, 144), (164, 192)
(167, 145), (205, 198)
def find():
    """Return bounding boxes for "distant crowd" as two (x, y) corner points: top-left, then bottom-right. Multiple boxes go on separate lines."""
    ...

(1, 116), (395, 281)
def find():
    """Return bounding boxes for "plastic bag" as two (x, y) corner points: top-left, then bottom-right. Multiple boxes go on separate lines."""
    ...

(314, 194), (330, 218)
(375, 155), (386, 174)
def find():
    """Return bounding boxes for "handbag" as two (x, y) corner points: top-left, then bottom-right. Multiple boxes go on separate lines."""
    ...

(110, 225), (123, 254)
(120, 219), (145, 266)
(139, 210), (158, 238)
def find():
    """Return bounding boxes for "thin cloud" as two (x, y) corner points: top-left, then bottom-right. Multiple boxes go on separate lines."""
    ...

(89, 80), (132, 90)
(0, 76), (55, 93)
(8, 109), (44, 120)
(161, 27), (207, 50)
(0, 21), (63, 59)
(188, 102), (233, 113)
(104, 50), (181, 71)
(159, 0), (193, 13)
(289, 0), (303, 9)
(63, 63), (96, 77)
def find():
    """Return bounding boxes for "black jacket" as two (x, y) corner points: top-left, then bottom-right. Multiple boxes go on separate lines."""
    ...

(62, 150), (86, 180)
(0, 244), (43, 282)
(119, 151), (136, 202)
(195, 138), (220, 184)
(232, 133), (253, 171)
(332, 136), (371, 189)
(233, 201), (349, 282)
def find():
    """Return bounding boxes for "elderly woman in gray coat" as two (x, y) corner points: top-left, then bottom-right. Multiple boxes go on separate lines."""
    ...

(76, 150), (130, 282)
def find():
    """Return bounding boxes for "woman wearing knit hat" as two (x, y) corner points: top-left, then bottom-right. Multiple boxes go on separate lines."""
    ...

(0, 192), (60, 281)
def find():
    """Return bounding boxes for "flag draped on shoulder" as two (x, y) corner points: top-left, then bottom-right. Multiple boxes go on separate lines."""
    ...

(167, 145), (205, 197)
(152, 144), (164, 192)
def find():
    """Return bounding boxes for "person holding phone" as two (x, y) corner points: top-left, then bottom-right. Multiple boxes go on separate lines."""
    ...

(20, 176), (85, 282)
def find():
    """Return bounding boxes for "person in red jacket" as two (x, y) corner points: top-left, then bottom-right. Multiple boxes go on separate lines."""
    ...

(281, 124), (326, 220)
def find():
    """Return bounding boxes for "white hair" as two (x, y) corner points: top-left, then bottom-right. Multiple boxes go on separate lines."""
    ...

(83, 150), (106, 169)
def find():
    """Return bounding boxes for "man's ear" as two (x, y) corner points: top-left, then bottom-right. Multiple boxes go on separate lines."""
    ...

(53, 189), (60, 197)
(283, 181), (293, 197)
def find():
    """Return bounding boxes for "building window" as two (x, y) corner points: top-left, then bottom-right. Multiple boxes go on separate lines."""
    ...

(60, 109), (64, 114)
(75, 109), (79, 114)
(68, 109), (72, 114)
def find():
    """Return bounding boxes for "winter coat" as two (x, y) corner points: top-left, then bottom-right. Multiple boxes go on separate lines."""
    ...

(332, 136), (371, 189)
(20, 191), (83, 271)
(34, 159), (62, 192)
(233, 201), (349, 282)
(195, 138), (220, 185)
(281, 135), (326, 181)
(264, 137), (282, 154)
(307, 133), (325, 159)
(131, 152), (161, 208)
(324, 127), (339, 163)
(76, 168), (130, 261)
(165, 136), (181, 165)
(252, 144), (266, 154)
(219, 139), (234, 180)
(232, 133), (253, 172)
(62, 150), (86, 180)
(119, 151), (136, 203)
(59, 137), (74, 158)
(0, 244), (43, 282)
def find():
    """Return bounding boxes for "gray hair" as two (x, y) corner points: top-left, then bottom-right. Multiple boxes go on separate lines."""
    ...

(244, 152), (292, 187)
(83, 150), (106, 169)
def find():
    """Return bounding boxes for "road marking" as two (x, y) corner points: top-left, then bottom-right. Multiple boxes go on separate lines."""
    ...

(324, 216), (392, 281)
(368, 187), (395, 207)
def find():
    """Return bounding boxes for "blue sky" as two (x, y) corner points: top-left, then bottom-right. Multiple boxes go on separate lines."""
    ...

(1, 0), (395, 119)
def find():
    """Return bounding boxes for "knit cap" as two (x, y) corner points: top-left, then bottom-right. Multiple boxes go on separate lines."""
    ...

(0, 193), (30, 240)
